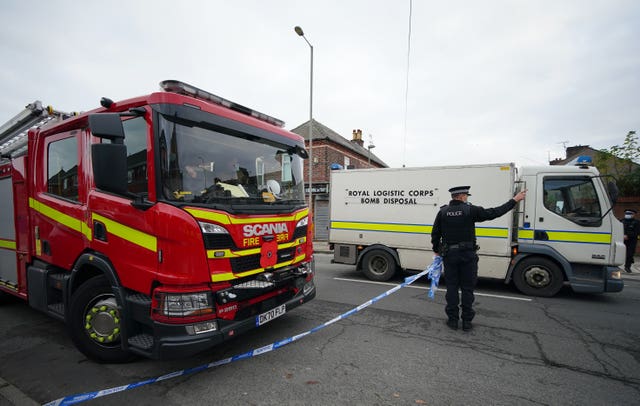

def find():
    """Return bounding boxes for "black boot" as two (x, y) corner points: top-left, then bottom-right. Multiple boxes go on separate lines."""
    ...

(446, 319), (459, 330)
(462, 321), (472, 331)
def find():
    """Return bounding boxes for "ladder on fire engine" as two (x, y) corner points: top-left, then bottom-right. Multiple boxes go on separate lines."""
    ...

(0, 101), (73, 161)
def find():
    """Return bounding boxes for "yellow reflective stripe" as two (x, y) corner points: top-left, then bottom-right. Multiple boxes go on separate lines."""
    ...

(331, 221), (432, 234)
(476, 227), (509, 238)
(210, 252), (307, 282)
(92, 213), (157, 252)
(186, 207), (309, 225)
(518, 229), (611, 244)
(81, 222), (93, 241)
(332, 221), (510, 238)
(0, 239), (16, 250)
(518, 229), (535, 239)
(546, 231), (611, 244)
(29, 197), (84, 235)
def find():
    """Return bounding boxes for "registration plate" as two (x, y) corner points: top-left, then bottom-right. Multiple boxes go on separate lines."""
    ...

(256, 304), (286, 326)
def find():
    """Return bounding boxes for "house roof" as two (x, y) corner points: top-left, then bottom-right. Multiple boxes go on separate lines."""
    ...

(550, 144), (640, 170)
(550, 145), (599, 165)
(290, 119), (388, 167)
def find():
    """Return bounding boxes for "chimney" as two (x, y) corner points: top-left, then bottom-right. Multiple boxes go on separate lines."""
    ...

(351, 129), (364, 147)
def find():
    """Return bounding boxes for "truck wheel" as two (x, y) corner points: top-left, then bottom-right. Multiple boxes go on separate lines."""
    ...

(512, 257), (564, 297)
(67, 276), (134, 363)
(361, 250), (397, 281)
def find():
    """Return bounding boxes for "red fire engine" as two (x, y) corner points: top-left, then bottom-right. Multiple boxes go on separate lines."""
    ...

(0, 81), (315, 362)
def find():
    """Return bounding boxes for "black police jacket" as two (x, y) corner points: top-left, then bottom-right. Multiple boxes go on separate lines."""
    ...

(622, 218), (640, 240)
(431, 198), (517, 254)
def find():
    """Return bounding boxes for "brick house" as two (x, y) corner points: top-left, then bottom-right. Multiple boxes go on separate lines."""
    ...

(291, 119), (388, 240)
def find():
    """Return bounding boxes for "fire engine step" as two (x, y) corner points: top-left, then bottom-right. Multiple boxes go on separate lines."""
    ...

(47, 302), (65, 319)
(128, 334), (154, 350)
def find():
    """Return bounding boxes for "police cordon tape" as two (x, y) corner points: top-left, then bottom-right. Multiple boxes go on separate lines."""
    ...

(44, 261), (439, 406)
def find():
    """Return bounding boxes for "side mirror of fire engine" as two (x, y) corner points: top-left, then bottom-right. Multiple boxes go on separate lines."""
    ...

(89, 113), (128, 195)
(88, 113), (125, 143)
(92, 143), (128, 195)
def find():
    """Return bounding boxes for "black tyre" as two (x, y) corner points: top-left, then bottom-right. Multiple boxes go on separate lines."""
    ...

(67, 276), (134, 363)
(512, 257), (564, 297)
(361, 249), (397, 281)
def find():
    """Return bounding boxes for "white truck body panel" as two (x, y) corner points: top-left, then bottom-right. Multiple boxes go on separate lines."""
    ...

(329, 163), (518, 277)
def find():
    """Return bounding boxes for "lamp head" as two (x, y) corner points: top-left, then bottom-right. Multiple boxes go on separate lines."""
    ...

(294, 26), (304, 36)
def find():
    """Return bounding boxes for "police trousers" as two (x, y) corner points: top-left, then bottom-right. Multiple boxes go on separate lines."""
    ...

(443, 249), (478, 322)
(624, 239), (637, 270)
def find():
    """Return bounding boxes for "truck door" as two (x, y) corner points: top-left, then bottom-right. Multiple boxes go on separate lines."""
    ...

(87, 115), (157, 290)
(533, 174), (612, 264)
(31, 131), (89, 270)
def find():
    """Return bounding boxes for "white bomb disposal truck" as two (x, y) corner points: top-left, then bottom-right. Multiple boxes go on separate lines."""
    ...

(329, 162), (624, 297)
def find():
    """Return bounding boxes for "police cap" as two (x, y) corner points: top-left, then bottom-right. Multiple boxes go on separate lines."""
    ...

(448, 185), (471, 196)
(625, 209), (637, 215)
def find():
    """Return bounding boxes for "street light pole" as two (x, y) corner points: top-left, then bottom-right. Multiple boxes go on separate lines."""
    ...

(294, 25), (314, 215)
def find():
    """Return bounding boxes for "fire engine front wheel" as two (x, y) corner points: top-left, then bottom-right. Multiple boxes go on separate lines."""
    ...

(67, 276), (135, 363)
(512, 257), (564, 297)
(361, 249), (397, 281)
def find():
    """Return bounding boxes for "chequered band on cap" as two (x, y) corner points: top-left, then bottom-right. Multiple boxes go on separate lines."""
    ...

(448, 185), (471, 195)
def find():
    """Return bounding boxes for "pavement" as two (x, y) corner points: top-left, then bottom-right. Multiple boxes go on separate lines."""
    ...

(624, 258), (640, 279)
(313, 241), (333, 254)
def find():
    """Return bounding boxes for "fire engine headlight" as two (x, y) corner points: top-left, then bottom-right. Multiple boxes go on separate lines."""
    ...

(296, 216), (308, 228)
(199, 222), (228, 234)
(157, 291), (214, 317)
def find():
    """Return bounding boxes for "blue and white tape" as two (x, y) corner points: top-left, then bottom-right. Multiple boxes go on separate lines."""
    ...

(44, 267), (431, 406)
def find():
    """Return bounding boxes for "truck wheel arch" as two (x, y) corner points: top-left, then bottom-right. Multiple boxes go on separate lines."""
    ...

(507, 244), (573, 282)
(358, 245), (400, 281)
(69, 252), (122, 298)
(505, 246), (571, 297)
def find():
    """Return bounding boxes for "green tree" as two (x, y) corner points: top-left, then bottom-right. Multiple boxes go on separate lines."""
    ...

(596, 131), (640, 196)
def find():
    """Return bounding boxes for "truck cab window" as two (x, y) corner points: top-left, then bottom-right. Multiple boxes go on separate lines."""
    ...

(122, 117), (148, 194)
(47, 136), (79, 201)
(543, 177), (601, 222)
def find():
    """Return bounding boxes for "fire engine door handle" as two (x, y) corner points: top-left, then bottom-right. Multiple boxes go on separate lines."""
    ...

(94, 221), (107, 242)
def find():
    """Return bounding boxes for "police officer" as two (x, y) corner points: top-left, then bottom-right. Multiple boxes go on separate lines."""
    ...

(622, 209), (640, 273)
(431, 185), (527, 331)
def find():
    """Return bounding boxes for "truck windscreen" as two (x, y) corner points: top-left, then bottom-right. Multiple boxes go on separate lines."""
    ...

(156, 115), (305, 206)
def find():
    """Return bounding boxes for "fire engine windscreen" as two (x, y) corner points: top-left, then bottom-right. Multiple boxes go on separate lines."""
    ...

(158, 116), (305, 205)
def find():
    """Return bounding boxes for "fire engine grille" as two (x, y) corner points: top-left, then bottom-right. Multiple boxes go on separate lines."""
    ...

(230, 247), (297, 273)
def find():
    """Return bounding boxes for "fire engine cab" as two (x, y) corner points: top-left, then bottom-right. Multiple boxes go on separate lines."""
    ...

(0, 81), (316, 362)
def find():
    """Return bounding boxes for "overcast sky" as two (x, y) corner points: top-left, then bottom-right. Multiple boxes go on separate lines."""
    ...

(1, 0), (638, 168)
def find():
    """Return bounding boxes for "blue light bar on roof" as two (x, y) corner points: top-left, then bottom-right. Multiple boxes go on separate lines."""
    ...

(575, 155), (593, 166)
(159, 80), (285, 128)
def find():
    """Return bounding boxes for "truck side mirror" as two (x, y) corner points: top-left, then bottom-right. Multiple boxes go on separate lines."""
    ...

(88, 113), (125, 143)
(92, 143), (128, 195)
(89, 113), (128, 195)
(607, 181), (619, 204)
